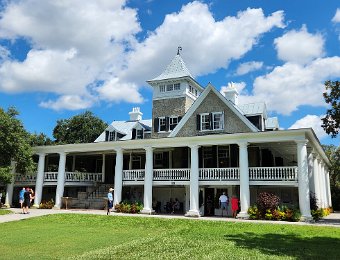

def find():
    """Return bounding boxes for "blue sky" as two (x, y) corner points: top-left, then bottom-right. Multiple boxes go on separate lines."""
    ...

(0, 0), (339, 146)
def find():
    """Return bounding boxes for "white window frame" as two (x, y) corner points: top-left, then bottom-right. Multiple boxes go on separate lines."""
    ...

(109, 131), (115, 141)
(174, 83), (180, 90)
(169, 116), (179, 131)
(136, 129), (143, 139)
(201, 113), (211, 131)
(159, 85), (165, 92)
(213, 112), (224, 130)
(158, 117), (166, 132)
(166, 84), (173, 91)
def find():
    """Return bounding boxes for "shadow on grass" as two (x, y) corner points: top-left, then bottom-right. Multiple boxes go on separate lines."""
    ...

(224, 232), (340, 259)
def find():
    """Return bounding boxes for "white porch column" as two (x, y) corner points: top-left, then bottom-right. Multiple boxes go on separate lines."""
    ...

(102, 154), (106, 183)
(114, 148), (123, 206)
(185, 185), (190, 212)
(321, 163), (328, 208)
(54, 152), (67, 209)
(312, 152), (321, 208)
(319, 161), (326, 208)
(4, 161), (16, 208)
(141, 146), (154, 214)
(33, 153), (46, 207)
(185, 145), (200, 217)
(296, 140), (312, 221)
(317, 157), (324, 207)
(308, 151), (314, 193)
(325, 168), (332, 208)
(237, 141), (250, 219)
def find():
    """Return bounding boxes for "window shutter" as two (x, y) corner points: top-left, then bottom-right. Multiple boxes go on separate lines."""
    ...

(196, 114), (201, 130)
(154, 118), (159, 132)
(132, 128), (136, 139)
(209, 113), (213, 130)
(165, 117), (170, 132)
(178, 116), (182, 122)
(105, 131), (109, 141)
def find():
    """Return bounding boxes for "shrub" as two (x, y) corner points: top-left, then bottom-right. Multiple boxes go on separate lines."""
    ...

(114, 202), (143, 214)
(247, 206), (260, 219)
(39, 199), (54, 209)
(256, 192), (280, 218)
(310, 192), (318, 211)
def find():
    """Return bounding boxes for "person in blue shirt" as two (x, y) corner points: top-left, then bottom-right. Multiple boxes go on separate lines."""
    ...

(19, 187), (26, 210)
(107, 188), (113, 215)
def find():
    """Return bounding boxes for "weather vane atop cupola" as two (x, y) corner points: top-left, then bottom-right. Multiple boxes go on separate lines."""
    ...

(177, 46), (182, 55)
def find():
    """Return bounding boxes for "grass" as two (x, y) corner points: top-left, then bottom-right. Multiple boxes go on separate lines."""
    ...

(1, 214), (340, 259)
(0, 208), (12, 215)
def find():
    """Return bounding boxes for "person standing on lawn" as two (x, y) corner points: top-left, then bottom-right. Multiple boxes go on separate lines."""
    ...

(107, 188), (114, 215)
(23, 188), (34, 214)
(19, 187), (26, 209)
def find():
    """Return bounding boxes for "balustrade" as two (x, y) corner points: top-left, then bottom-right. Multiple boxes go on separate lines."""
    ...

(154, 169), (190, 181)
(249, 167), (298, 181)
(123, 170), (145, 181)
(199, 168), (240, 180)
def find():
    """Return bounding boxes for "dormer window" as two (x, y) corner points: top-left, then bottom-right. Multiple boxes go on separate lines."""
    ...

(174, 83), (180, 90)
(170, 116), (180, 130)
(159, 85), (166, 92)
(166, 84), (173, 91)
(197, 112), (224, 131)
(136, 129), (143, 139)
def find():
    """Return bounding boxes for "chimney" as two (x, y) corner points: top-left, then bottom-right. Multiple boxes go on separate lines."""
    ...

(224, 82), (239, 105)
(129, 107), (143, 121)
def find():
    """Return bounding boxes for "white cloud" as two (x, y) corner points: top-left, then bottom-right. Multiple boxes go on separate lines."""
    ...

(95, 77), (144, 103)
(332, 8), (340, 23)
(235, 61), (263, 75)
(242, 56), (340, 115)
(220, 82), (247, 96)
(289, 114), (327, 140)
(274, 25), (324, 64)
(39, 95), (95, 111)
(0, 0), (140, 109)
(121, 3), (285, 84)
(0, 1), (285, 110)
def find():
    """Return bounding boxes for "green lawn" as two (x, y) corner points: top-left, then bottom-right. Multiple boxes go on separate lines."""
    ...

(0, 208), (12, 215)
(1, 214), (340, 259)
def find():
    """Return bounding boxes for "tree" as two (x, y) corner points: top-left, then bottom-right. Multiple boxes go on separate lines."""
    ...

(0, 107), (35, 185)
(30, 132), (54, 146)
(53, 111), (108, 144)
(322, 80), (340, 138)
(323, 144), (340, 210)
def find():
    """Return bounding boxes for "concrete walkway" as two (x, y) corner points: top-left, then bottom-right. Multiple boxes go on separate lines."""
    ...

(1, 207), (340, 227)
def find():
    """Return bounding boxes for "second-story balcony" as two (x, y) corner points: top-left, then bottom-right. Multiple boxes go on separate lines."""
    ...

(122, 166), (298, 183)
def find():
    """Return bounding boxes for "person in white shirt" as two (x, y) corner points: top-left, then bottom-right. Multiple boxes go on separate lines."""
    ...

(219, 192), (229, 217)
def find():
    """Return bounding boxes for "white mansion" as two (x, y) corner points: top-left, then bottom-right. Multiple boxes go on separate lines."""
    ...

(5, 52), (332, 220)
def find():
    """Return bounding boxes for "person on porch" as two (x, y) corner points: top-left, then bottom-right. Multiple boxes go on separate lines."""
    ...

(219, 192), (229, 217)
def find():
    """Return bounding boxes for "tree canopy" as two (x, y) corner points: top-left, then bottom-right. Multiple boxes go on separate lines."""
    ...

(0, 107), (35, 184)
(322, 80), (340, 138)
(53, 111), (107, 144)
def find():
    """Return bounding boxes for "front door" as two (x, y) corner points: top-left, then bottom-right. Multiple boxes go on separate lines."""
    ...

(204, 188), (215, 216)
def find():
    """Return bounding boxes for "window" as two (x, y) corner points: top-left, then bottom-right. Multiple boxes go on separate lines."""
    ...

(218, 146), (230, 167)
(159, 117), (166, 132)
(136, 129), (143, 139)
(195, 89), (198, 96)
(166, 84), (173, 91)
(109, 131), (115, 141)
(189, 85), (194, 94)
(213, 112), (224, 130)
(201, 113), (211, 130)
(197, 112), (224, 131)
(132, 155), (142, 169)
(169, 116), (179, 130)
(159, 85), (165, 92)
(154, 153), (163, 167)
(174, 83), (180, 90)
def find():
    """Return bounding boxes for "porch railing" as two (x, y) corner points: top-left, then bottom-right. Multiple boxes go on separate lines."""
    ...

(43, 172), (104, 182)
(199, 168), (240, 181)
(14, 174), (36, 183)
(249, 167), (298, 181)
(123, 170), (145, 181)
(154, 168), (190, 181)
(65, 172), (103, 182)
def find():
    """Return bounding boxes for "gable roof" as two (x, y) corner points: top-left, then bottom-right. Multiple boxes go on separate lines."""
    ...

(94, 119), (152, 142)
(147, 54), (193, 81)
(169, 83), (259, 137)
